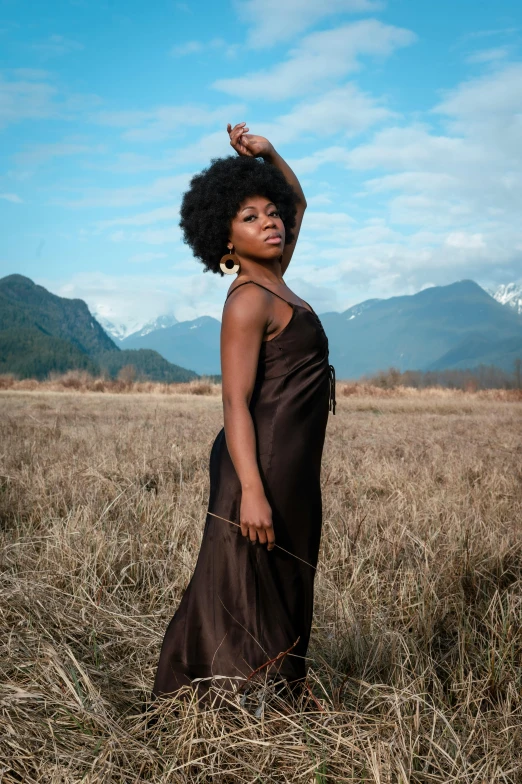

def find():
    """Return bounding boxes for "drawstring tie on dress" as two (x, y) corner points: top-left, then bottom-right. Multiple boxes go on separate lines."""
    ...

(328, 363), (336, 415)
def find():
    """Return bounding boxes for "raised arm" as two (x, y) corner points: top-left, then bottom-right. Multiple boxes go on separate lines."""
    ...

(227, 122), (307, 277)
(261, 148), (307, 276)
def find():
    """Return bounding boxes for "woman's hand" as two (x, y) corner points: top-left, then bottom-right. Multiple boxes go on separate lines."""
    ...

(227, 121), (275, 160)
(240, 487), (275, 550)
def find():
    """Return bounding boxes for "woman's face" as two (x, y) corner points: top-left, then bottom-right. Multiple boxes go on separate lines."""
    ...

(228, 195), (286, 261)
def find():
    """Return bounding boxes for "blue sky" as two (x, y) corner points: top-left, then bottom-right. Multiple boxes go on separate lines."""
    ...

(1, 0), (521, 329)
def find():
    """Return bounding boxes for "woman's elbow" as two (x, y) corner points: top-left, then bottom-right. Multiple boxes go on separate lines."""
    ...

(222, 392), (251, 412)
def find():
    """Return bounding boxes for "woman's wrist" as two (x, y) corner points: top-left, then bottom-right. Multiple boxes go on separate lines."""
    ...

(241, 479), (265, 495)
(261, 147), (278, 164)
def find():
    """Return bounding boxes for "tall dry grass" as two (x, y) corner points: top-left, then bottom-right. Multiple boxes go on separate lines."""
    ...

(0, 388), (521, 782)
(1, 370), (521, 401)
(0, 370), (222, 396)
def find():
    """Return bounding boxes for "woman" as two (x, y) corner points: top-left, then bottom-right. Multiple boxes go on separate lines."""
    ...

(152, 121), (336, 708)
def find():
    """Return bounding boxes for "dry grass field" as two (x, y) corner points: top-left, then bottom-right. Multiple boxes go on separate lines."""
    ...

(1, 382), (521, 782)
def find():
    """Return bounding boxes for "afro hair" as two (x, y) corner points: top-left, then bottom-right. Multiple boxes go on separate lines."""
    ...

(179, 155), (300, 276)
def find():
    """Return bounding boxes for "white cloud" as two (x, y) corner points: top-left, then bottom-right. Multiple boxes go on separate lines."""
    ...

(0, 192), (23, 203)
(82, 152), (172, 174)
(307, 193), (333, 207)
(170, 37), (228, 56)
(84, 132), (232, 178)
(363, 171), (458, 193)
(288, 126), (475, 174)
(347, 125), (476, 170)
(287, 146), (353, 174)
(96, 205), (179, 228)
(297, 233), (506, 301)
(436, 61), (522, 118)
(434, 62), (522, 153)
(465, 47), (509, 64)
(161, 129), (237, 166)
(56, 174), (191, 209)
(0, 72), (57, 128)
(170, 40), (203, 56)
(303, 211), (355, 232)
(299, 212), (398, 250)
(109, 226), (181, 245)
(0, 70), (102, 130)
(461, 27), (519, 42)
(445, 232), (485, 249)
(90, 101), (245, 143)
(213, 20), (416, 100)
(49, 272), (182, 327)
(43, 269), (231, 325)
(13, 139), (106, 167)
(256, 83), (393, 144)
(235, 0), (384, 49)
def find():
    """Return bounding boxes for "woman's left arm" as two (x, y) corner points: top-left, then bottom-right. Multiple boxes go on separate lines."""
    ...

(227, 122), (307, 277)
(261, 148), (307, 276)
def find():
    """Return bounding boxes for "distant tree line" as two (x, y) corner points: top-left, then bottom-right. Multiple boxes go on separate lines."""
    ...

(365, 359), (522, 391)
(0, 329), (199, 383)
(95, 349), (198, 382)
(0, 328), (99, 379)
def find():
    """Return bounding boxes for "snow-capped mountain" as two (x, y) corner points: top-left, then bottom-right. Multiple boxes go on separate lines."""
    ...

(126, 313), (179, 340)
(343, 298), (381, 321)
(91, 305), (178, 342)
(490, 283), (522, 316)
(91, 313), (144, 341)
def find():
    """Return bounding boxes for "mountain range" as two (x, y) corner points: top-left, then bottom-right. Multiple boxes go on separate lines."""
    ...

(0, 274), (521, 381)
(321, 280), (522, 378)
(110, 279), (522, 379)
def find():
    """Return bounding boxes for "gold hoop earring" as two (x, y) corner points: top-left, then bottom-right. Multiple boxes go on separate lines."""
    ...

(219, 246), (240, 275)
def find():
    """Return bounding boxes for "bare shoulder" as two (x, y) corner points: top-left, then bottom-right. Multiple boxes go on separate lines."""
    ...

(222, 281), (271, 328)
(224, 280), (270, 309)
(225, 277), (255, 300)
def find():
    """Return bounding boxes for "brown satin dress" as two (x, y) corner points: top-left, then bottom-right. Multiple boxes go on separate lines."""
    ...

(152, 280), (336, 703)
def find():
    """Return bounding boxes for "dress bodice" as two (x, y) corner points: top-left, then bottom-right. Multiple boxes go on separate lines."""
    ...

(224, 280), (336, 414)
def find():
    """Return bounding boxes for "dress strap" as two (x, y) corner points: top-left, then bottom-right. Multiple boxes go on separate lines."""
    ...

(225, 280), (293, 306)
